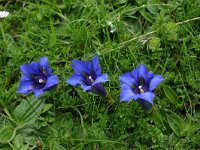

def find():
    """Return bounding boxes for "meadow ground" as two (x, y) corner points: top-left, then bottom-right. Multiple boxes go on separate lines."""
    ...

(0, 0), (200, 149)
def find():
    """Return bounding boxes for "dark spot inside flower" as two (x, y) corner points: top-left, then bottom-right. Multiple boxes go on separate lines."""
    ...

(82, 72), (95, 86)
(139, 76), (145, 85)
(131, 84), (139, 94)
(31, 74), (47, 89)
(40, 66), (47, 75)
(131, 83), (148, 94)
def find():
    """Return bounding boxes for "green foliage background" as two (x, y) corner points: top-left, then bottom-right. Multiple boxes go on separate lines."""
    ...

(0, 0), (200, 149)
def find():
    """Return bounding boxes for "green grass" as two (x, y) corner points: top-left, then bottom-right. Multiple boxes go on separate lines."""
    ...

(0, 0), (200, 149)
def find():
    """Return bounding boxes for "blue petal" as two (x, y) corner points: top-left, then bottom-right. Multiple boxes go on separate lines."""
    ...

(149, 75), (164, 91)
(93, 74), (109, 85)
(32, 89), (44, 97)
(81, 84), (92, 91)
(20, 64), (35, 76)
(137, 91), (155, 110)
(138, 92), (155, 104)
(119, 72), (138, 86)
(44, 75), (60, 90)
(17, 81), (33, 94)
(30, 62), (40, 73)
(120, 84), (139, 101)
(137, 64), (149, 79)
(39, 56), (52, 76)
(92, 55), (101, 76)
(21, 75), (31, 81)
(137, 99), (153, 111)
(145, 72), (154, 84)
(39, 57), (48, 67)
(85, 61), (92, 70)
(72, 59), (90, 75)
(91, 83), (107, 97)
(131, 68), (139, 83)
(67, 74), (82, 86)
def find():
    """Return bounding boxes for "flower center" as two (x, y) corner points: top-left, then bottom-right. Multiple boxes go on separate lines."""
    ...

(88, 76), (94, 83)
(31, 74), (47, 89)
(39, 79), (46, 83)
(41, 67), (47, 75)
(138, 85), (145, 93)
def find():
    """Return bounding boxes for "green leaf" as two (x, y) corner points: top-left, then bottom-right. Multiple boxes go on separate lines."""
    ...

(188, 122), (200, 135)
(50, 143), (66, 150)
(41, 104), (53, 114)
(5, 83), (18, 105)
(163, 85), (179, 106)
(147, 0), (159, 14)
(0, 83), (17, 107)
(0, 126), (16, 143)
(167, 113), (185, 137)
(139, 10), (154, 23)
(13, 96), (45, 124)
(13, 134), (24, 149)
(149, 37), (161, 51)
(166, 22), (178, 41)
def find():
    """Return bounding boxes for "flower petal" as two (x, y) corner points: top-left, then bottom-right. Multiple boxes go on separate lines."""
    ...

(85, 61), (92, 70)
(93, 74), (109, 85)
(39, 57), (48, 67)
(138, 92), (155, 104)
(67, 74), (82, 86)
(21, 75), (31, 81)
(44, 75), (60, 90)
(32, 89), (44, 97)
(145, 72), (154, 84)
(149, 74), (164, 91)
(92, 55), (101, 76)
(81, 84), (92, 91)
(120, 84), (139, 101)
(17, 81), (33, 95)
(137, 64), (149, 79)
(91, 83), (107, 97)
(131, 68), (139, 82)
(137, 99), (153, 111)
(39, 56), (52, 76)
(119, 72), (138, 86)
(30, 62), (40, 73)
(20, 64), (34, 76)
(72, 59), (90, 75)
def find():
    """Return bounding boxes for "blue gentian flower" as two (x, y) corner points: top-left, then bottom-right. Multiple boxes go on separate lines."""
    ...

(17, 57), (60, 97)
(67, 56), (109, 97)
(119, 64), (164, 110)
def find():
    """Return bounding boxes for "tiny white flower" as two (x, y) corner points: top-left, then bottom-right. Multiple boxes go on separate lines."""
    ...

(0, 11), (9, 18)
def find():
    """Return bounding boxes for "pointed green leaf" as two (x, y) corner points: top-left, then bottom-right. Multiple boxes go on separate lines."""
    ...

(13, 134), (23, 149)
(13, 96), (45, 124)
(163, 85), (179, 105)
(139, 10), (154, 23)
(5, 83), (18, 105)
(41, 104), (53, 114)
(0, 126), (16, 143)
(147, 0), (159, 14)
(188, 122), (200, 135)
(167, 113), (185, 137)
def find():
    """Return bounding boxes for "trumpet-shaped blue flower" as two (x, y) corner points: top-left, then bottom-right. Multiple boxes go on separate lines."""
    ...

(17, 57), (60, 97)
(67, 56), (109, 97)
(119, 64), (164, 110)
